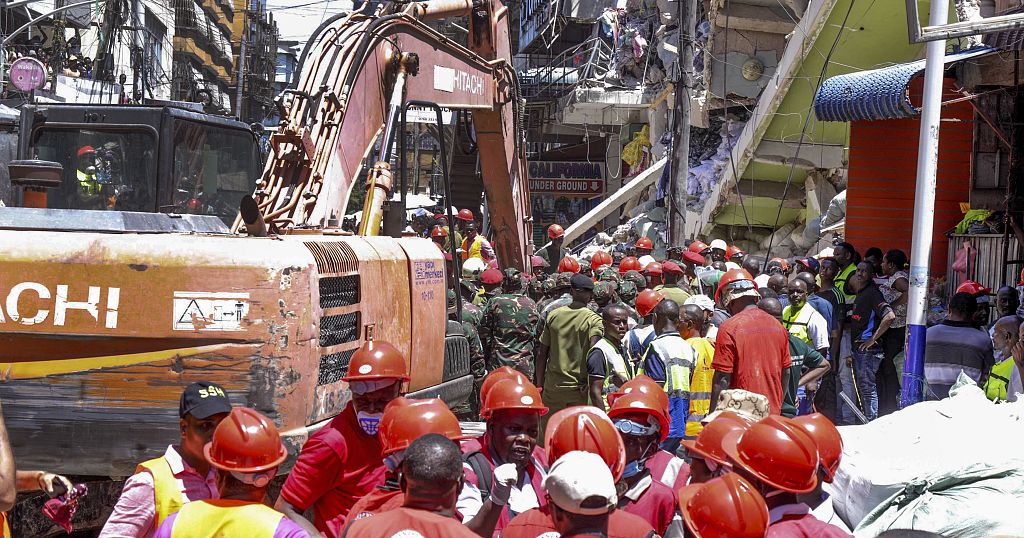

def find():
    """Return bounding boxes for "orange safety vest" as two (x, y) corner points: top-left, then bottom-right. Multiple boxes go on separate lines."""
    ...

(0, 512), (10, 538)
(461, 235), (488, 262)
(169, 499), (281, 538)
(135, 456), (184, 529)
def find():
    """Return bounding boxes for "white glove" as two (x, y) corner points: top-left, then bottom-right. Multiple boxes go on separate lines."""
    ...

(489, 463), (518, 506)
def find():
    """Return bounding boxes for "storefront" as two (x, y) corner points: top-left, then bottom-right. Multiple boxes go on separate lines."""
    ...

(528, 160), (605, 246)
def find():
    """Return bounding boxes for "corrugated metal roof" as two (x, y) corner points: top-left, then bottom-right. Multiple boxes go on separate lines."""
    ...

(813, 47), (995, 122)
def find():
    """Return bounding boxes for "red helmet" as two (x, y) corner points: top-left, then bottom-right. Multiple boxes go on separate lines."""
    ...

(548, 224), (565, 239)
(591, 251), (613, 271)
(662, 261), (684, 275)
(677, 474), (769, 538)
(558, 256), (581, 273)
(480, 378), (548, 419)
(480, 268), (504, 286)
(726, 245), (745, 260)
(689, 241), (710, 254)
(607, 375), (668, 415)
(204, 407), (287, 473)
(715, 268), (756, 304)
(956, 280), (991, 296)
(607, 389), (670, 442)
(644, 262), (663, 276)
(768, 257), (790, 272)
(635, 237), (654, 250)
(792, 413), (843, 483)
(545, 406), (626, 481)
(457, 209), (475, 222)
(342, 339), (411, 382)
(430, 225), (448, 240)
(77, 145), (96, 158)
(635, 289), (665, 317)
(531, 255), (549, 269)
(618, 256), (642, 274)
(480, 366), (527, 406)
(380, 398), (466, 455)
(679, 411), (753, 466)
(721, 416), (819, 494)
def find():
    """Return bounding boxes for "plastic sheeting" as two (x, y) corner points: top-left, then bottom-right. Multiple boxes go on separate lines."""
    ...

(686, 118), (744, 211)
(829, 374), (1024, 536)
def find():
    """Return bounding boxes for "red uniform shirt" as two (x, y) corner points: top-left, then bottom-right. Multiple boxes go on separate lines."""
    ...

(710, 307), (792, 414)
(345, 487), (403, 525)
(279, 404), (386, 537)
(646, 450), (691, 490)
(340, 507), (477, 538)
(618, 474), (677, 536)
(461, 436), (548, 536)
(767, 504), (853, 537)
(502, 506), (657, 538)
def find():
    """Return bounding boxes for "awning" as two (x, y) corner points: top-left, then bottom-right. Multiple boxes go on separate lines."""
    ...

(813, 47), (996, 122)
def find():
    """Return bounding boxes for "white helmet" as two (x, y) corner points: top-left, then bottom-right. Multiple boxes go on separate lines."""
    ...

(462, 258), (487, 281)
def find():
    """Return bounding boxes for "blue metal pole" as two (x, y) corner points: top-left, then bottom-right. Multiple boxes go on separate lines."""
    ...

(902, 0), (948, 408)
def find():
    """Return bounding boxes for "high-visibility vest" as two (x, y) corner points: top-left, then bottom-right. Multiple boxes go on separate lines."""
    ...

(835, 264), (857, 301)
(77, 169), (100, 195)
(590, 337), (632, 408)
(135, 456), (184, 529)
(169, 499), (281, 538)
(685, 337), (715, 438)
(985, 357), (1016, 402)
(782, 303), (816, 347)
(461, 235), (487, 261)
(1, 512), (10, 538)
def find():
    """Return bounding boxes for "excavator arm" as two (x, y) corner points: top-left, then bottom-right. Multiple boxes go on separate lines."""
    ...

(246, 0), (531, 269)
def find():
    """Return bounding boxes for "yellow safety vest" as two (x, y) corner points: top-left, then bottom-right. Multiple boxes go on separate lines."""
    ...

(590, 337), (632, 409)
(835, 264), (857, 301)
(169, 499), (281, 538)
(135, 456), (185, 529)
(1, 512), (10, 538)
(77, 169), (101, 195)
(461, 235), (487, 262)
(685, 337), (715, 438)
(782, 302), (816, 347)
(984, 357), (1015, 402)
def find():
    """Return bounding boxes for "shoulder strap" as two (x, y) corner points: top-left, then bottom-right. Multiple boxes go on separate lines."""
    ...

(464, 451), (493, 496)
(136, 456), (183, 528)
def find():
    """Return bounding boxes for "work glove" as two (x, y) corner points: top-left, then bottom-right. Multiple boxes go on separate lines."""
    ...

(489, 463), (518, 506)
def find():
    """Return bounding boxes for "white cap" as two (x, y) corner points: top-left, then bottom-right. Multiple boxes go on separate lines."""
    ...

(542, 451), (617, 515)
(710, 239), (728, 251)
(684, 294), (715, 312)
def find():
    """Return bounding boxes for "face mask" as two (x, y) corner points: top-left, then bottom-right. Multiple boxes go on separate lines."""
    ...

(357, 411), (383, 435)
(622, 458), (647, 479)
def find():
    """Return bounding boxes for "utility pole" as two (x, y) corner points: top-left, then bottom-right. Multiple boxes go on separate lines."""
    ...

(234, 0), (250, 118)
(93, 0), (122, 81)
(669, 0), (696, 244)
(901, 0), (948, 407)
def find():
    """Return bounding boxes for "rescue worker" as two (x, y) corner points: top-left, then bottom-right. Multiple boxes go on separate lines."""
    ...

(531, 255), (550, 278)
(527, 277), (545, 303)
(683, 294), (717, 341)
(587, 304), (633, 408)
(793, 413), (851, 533)
(545, 452), (658, 538)
(721, 415), (852, 536)
(635, 237), (655, 266)
(783, 278), (830, 359)
(76, 145), (103, 204)
(459, 278), (485, 325)
(460, 378), (549, 536)
(618, 280), (639, 311)
(152, 408), (304, 538)
(591, 281), (618, 313)
(688, 240), (712, 261)
(479, 271), (540, 378)
(708, 239), (728, 264)
(579, 260), (593, 279)
(536, 274), (604, 417)
(832, 242), (859, 302)
(618, 256), (643, 275)
(726, 245), (746, 267)
(448, 288), (486, 419)
(502, 267), (527, 295)
(623, 270), (648, 294)
(502, 407), (658, 538)
(760, 298), (831, 419)
(277, 339), (409, 536)
(639, 299), (697, 452)
(435, 213), (464, 252)
(479, 268), (504, 303)
(591, 251), (614, 274)
(558, 256), (582, 274)
(341, 435), (478, 537)
(344, 398), (467, 524)
(643, 262), (664, 290)
(655, 261), (691, 306)
(102, 382), (232, 538)
(455, 208), (476, 235)
(536, 272), (574, 337)
(677, 473), (769, 538)
(462, 221), (496, 266)
(606, 392), (681, 536)
(538, 224), (569, 275)
(623, 289), (664, 375)
(985, 315), (1023, 402)
(430, 225), (454, 255)
(680, 304), (715, 437)
(609, 376), (688, 490)
(680, 410), (753, 485)
(681, 252), (707, 295)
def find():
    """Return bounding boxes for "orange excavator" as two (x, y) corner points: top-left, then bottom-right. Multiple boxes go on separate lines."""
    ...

(0, 0), (529, 530)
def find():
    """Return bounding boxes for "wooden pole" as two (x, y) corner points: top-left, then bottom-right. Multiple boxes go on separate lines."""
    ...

(669, 0), (696, 244)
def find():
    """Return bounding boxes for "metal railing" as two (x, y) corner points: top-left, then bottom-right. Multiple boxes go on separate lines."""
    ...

(518, 35), (612, 102)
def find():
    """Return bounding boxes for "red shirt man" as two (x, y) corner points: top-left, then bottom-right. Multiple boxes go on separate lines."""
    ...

(711, 305), (791, 415)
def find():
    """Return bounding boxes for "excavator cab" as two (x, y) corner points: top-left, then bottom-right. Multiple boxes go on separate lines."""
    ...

(17, 103), (260, 226)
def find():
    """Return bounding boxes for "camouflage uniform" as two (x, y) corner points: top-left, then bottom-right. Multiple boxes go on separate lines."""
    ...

(623, 270), (648, 294)
(527, 278), (545, 303)
(536, 273), (574, 336)
(448, 289), (485, 418)
(618, 280), (639, 307)
(590, 281), (617, 313)
(597, 268), (622, 284)
(479, 293), (540, 378)
(579, 261), (592, 278)
(502, 268), (527, 295)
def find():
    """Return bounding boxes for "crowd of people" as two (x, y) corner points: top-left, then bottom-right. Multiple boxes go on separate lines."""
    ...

(5, 214), (1014, 537)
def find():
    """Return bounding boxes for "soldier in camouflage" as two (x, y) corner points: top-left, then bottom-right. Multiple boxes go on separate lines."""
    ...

(578, 260), (593, 279)
(597, 267), (622, 284)
(536, 272), (574, 338)
(590, 281), (617, 313)
(527, 277), (545, 303)
(622, 270), (648, 294)
(459, 279), (484, 327)
(447, 288), (485, 418)
(502, 267), (527, 295)
(479, 271), (540, 378)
